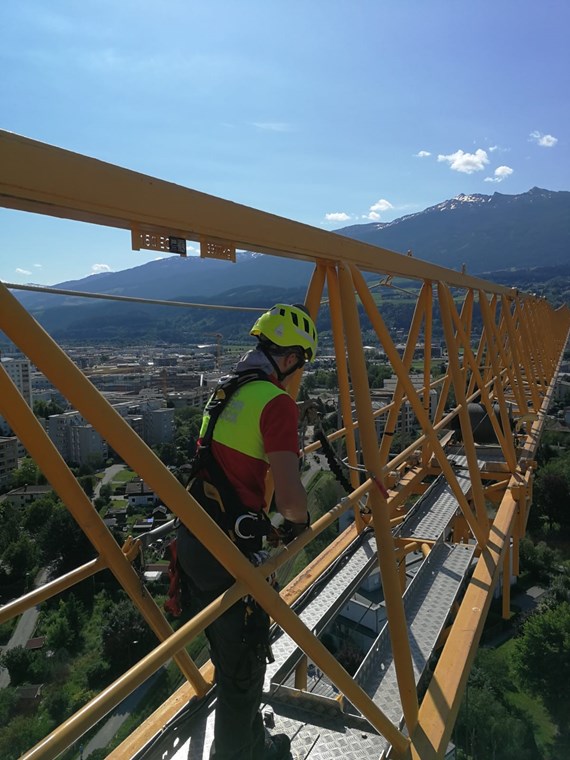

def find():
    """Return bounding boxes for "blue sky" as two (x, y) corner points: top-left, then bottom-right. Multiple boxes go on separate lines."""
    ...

(1, 0), (568, 286)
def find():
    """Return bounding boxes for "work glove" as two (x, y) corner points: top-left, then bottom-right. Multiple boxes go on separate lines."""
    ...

(266, 512), (310, 547)
(278, 512), (311, 545)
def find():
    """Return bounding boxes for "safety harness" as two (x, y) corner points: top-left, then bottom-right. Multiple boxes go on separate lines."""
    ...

(185, 369), (274, 553)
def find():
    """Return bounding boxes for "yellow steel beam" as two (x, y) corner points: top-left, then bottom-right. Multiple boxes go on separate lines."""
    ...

(378, 283), (428, 463)
(477, 292), (519, 470)
(0, 362), (206, 693)
(0, 280), (411, 756)
(432, 294), (472, 428)
(422, 282), (433, 466)
(409, 336), (567, 759)
(438, 283), (494, 532)
(502, 295), (538, 411)
(0, 557), (105, 624)
(338, 261), (419, 733)
(326, 266), (364, 527)
(444, 286), (517, 472)
(0, 129), (514, 294)
(351, 265), (487, 547)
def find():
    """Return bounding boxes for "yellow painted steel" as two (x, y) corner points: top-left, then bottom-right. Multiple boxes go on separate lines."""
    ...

(422, 283), (433, 466)
(378, 284), (428, 464)
(446, 288), (517, 470)
(478, 292), (519, 470)
(0, 557), (105, 625)
(326, 265), (364, 528)
(2, 132), (570, 760)
(409, 342), (566, 760)
(432, 294), (473, 429)
(0, 130), (516, 295)
(351, 265), (488, 547)
(438, 284), (493, 529)
(338, 262), (419, 733)
(0, 362), (205, 693)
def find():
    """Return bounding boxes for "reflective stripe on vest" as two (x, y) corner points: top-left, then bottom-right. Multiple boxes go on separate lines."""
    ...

(199, 380), (287, 461)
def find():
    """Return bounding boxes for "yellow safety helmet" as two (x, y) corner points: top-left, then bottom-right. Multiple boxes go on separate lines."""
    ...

(250, 304), (318, 362)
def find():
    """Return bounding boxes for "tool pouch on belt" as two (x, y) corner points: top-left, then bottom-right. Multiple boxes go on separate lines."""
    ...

(188, 477), (269, 555)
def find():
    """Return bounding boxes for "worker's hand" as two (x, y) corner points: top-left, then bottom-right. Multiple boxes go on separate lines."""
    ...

(279, 512), (311, 545)
(266, 512), (310, 546)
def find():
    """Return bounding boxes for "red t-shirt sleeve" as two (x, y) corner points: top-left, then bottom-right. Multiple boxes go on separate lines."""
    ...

(260, 393), (299, 454)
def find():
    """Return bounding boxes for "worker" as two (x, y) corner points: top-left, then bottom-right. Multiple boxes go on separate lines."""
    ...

(177, 303), (318, 760)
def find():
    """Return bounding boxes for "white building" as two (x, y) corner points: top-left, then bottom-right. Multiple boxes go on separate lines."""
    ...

(0, 357), (32, 436)
(47, 411), (107, 466)
(144, 407), (175, 446)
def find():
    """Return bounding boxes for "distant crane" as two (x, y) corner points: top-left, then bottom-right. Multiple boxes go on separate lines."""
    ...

(204, 332), (223, 370)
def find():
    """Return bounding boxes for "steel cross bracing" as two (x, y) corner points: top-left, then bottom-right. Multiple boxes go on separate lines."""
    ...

(1, 132), (569, 760)
(265, 531), (379, 694)
(137, 466), (478, 760)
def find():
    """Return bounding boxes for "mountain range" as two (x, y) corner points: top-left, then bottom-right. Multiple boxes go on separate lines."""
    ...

(11, 187), (570, 344)
(337, 187), (569, 272)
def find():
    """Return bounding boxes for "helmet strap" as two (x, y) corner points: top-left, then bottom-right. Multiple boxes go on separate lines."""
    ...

(258, 344), (303, 382)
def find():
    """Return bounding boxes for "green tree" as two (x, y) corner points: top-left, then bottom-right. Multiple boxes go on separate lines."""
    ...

(0, 646), (35, 686)
(454, 679), (537, 760)
(77, 474), (95, 498)
(0, 714), (53, 760)
(101, 598), (157, 674)
(22, 494), (57, 534)
(11, 457), (41, 488)
(0, 689), (16, 727)
(37, 502), (95, 571)
(533, 458), (570, 528)
(519, 538), (561, 583)
(511, 601), (570, 735)
(0, 501), (21, 553)
(33, 399), (64, 419)
(2, 534), (38, 581)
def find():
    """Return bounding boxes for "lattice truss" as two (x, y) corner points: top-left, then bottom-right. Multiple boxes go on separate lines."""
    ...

(0, 130), (568, 760)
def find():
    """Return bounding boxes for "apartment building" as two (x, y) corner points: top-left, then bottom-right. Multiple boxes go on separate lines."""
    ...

(0, 356), (32, 436)
(0, 436), (18, 490)
(47, 411), (107, 466)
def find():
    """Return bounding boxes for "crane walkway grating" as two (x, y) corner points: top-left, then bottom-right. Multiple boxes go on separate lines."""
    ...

(349, 541), (476, 757)
(135, 489), (476, 759)
(395, 473), (472, 542)
(265, 530), (378, 695)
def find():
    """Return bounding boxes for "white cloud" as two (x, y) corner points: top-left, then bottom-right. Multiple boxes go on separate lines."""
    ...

(529, 130), (557, 147)
(362, 211), (381, 221)
(33, 263), (43, 268)
(91, 263), (112, 274)
(484, 165), (514, 183)
(415, 150), (431, 158)
(16, 268), (32, 275)
(325, 212), (351, 222)
(251, 122), (292, 132)
(489, 145), (499, 152)
(370, 199), (393, 213)
(495, 165), (513, 178)
(437, 148), (489, 174)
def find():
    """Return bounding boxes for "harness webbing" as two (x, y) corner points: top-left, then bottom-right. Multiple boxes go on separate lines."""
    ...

(188, 369), (273, 549)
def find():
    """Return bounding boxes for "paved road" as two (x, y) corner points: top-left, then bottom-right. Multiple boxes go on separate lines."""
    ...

(73, 668), (164, 760)
(93, 463), (125, 499)
(0, 568), (49, 688)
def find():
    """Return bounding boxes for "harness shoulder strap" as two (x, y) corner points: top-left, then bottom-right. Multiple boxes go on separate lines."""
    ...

(201, 369), (271, 446)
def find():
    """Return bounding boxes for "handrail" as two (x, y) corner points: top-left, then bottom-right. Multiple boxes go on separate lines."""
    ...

(1, 133), (568, 760)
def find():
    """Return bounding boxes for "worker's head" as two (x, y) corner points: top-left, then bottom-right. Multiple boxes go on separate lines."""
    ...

(250, 303), (318, 382)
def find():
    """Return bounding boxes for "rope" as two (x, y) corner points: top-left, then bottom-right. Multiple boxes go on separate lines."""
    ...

(2, 281), (266, 312)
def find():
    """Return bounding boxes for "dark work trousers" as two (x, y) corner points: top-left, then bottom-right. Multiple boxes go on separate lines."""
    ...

(177, 524), (269, 760)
